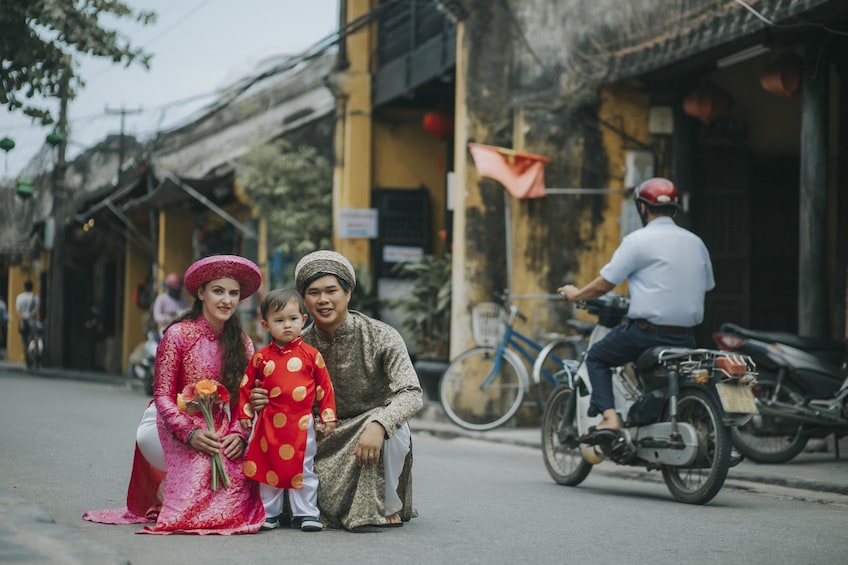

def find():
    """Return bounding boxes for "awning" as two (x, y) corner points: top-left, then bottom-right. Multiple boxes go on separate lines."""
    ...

(123, 170), (257, 241)
(601, 0), (841, 82)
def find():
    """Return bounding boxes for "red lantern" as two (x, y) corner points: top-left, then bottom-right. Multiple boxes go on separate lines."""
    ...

(422, 110), (454, 139)
(760, 52), (802, 99)
(682, 85), (734, 124)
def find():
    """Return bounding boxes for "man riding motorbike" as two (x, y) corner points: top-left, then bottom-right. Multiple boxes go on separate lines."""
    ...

(558, 177), (715, 442)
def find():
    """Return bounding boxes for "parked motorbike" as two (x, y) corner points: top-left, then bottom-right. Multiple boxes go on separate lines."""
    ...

(718, 322), (846, 369)
(713, 328), (847, 463)
(541, 293), (758, 505)
(128, 329), (159, 396)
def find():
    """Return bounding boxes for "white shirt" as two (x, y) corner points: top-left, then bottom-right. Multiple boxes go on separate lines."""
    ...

(600, 217), (715, 327)
(15, 291), (39, 321)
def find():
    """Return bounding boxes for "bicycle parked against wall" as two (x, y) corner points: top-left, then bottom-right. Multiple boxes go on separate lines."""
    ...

(439, 298), (590, 431)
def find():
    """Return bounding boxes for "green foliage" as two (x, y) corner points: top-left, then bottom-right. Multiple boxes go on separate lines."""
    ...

(388, 254), (452, 358)
(0, 0), (155, 124)
(238, 138), (333, 262)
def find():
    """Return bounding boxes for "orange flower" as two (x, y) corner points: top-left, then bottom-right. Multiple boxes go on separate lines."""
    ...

(175, 379), (232, 490)
(195, 379), (219, 397)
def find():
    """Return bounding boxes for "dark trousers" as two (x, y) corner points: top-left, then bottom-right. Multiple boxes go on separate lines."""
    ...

(586, 322), (695, 417)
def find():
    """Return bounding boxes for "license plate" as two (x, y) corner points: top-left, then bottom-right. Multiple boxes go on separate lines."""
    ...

(716, 383), (758, 414)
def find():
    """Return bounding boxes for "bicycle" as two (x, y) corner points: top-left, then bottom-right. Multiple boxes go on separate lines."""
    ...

(439, 299), (589, 431)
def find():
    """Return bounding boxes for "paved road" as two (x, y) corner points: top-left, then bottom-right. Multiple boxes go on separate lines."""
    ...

(1, 362), (847, 564)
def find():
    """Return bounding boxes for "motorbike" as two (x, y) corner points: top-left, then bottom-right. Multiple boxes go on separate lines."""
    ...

(717, 322), (846, 369)
(128, 329), (159, 396)
(713, 327), (847, 463)
(541, 293), (758, 505)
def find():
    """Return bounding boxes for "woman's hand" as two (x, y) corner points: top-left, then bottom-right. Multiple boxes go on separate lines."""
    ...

(188, 428), (221, 456)
(354, 422), (385, 466)
(221, 433), (246, 460)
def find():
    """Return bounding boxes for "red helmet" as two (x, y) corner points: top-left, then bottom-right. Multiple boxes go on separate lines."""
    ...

(164, 273), (182, 290)
(634, 177), (680, 208)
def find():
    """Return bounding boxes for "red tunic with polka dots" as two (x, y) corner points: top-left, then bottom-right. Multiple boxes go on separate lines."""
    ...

(238, 337), (336, 489)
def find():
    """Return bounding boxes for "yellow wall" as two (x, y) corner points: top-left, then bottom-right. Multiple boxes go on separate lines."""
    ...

(122, 242), (150, 372)
(372, 108), (448, 255)
(332, 0), (375, 273)
(159, 208), (197, 287)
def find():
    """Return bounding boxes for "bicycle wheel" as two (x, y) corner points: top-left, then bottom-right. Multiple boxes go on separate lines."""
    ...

(439, 346), (526, 431)
(730, 372), (808, 463)
(541, 385), (593, 485)
(661, 389), (731, 505)
(532, 339), (580, 413)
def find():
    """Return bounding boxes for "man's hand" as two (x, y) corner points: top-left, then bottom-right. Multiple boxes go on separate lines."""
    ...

(354, 421), (385, 466)
(557, 284), (580, 302)
(249, 385), (269, 412)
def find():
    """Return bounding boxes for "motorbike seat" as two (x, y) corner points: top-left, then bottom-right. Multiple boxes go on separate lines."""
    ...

(634, 346), (693, 370)
(720, 322), (843, 353)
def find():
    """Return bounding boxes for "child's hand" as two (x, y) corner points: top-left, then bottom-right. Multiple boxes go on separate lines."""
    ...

(238, 418), (253, 429)
(321, 420), (336, 438)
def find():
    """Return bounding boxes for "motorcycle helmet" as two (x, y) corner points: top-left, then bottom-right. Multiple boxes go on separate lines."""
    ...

(633, 177), (680, 226)
(164, 272), (182, 291)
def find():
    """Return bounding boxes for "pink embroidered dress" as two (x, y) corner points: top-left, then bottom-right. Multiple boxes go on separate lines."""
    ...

(83, 317), (265, 535)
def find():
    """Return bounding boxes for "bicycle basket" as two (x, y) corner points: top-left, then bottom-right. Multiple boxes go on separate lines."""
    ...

(472, 302), (506, 347)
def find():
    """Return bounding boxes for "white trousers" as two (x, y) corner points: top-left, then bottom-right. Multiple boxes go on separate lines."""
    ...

(260, 415), (320, 519)
(383, 422), (411, 516)
(137, 402), (166, 472)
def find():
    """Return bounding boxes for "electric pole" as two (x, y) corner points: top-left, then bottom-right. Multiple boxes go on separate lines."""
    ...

(44, 62), (71, 368)
(105, 105), (143, 178)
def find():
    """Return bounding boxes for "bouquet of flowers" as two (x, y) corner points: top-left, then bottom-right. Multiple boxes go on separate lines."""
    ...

(177, 379), (232, 490)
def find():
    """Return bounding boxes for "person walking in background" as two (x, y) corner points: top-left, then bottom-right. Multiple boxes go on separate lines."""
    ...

(239, 288), (337, 532)
(250, 250), (423, 530)
(84, 255), (265, 535)
(152, 272), (189, 330)
(15, 280), (39, 350)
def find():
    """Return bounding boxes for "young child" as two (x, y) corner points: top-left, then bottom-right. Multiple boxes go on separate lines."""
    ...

(239, 288), (337, 532)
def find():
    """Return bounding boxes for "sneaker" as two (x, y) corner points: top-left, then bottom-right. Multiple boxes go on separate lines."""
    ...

(298, 516), (323, 532)
(261, 515), (280, 530)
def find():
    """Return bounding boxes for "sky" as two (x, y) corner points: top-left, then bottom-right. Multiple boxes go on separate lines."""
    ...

(0, 0), (339, 180)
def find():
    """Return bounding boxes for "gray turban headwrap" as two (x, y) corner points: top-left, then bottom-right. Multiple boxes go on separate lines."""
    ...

(294, 250), (356, 294)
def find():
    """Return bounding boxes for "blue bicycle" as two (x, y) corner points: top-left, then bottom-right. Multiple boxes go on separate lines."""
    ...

(439, 300), (589, 431)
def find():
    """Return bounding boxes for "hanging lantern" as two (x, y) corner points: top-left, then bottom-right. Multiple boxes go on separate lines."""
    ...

(46, 130), (65, 146)
(0, 137), (15, 152)
(422, 110), (454, 139)
(682, 85), (734, 124)
(760, 52), (802, 99)
(16, 177), (34, 199)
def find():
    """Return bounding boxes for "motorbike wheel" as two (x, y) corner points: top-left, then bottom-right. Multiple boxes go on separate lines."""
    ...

(541, 385), (593, 486)
(661, 389), (731, 505)
(731, 373), (808, 463)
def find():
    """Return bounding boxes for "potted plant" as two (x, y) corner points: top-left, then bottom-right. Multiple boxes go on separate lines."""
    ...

(389, 253), (452, 401)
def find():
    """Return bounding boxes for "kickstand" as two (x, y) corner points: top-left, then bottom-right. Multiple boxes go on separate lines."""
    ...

(835, 434), (841, 460)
